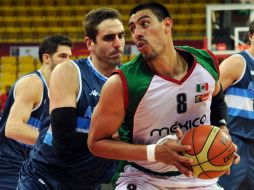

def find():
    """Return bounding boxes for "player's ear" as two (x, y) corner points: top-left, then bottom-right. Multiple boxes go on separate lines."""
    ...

(84, 37), (94, 51)
(164, 17), (173, 33)
(42, 53), (50, 64)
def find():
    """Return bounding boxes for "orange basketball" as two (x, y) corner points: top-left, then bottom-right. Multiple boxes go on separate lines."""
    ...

(181, 125), (235, 179)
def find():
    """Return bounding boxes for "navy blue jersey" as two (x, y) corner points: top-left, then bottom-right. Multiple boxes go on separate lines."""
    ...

(29, 58), (118, 189)
(0, 70), (48, 189)
(225, 50), (254, 142)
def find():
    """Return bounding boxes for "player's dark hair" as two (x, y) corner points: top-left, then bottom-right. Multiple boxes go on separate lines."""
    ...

(38, 34), (73, 63)
(129, 2), (171, 22)
(83, 7), (122, 42)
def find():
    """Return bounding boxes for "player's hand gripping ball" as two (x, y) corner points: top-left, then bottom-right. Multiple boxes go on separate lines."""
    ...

(180, 125), (235, 179)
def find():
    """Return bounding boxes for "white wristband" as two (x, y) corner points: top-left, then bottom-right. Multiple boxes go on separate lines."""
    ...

(147, 144), (156, 162)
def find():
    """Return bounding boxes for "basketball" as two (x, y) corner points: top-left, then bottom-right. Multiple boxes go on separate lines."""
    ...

(180, 125), (235, 179)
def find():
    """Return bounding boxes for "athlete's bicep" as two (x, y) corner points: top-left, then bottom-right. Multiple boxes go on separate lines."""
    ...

(89, 74), (125, 142)
(49, 61), (78, 111)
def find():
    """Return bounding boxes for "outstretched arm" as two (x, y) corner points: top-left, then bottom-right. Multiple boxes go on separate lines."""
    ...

(88, 74), (193, 176)
(5, 76), (42, 145)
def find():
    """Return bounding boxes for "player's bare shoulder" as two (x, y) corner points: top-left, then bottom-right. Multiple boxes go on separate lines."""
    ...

(221, 54), (245, 68)
(51, 60), (78, 84)
(14, 74), (44, 104)
(220, 54), (246, 80)
(50, 60), (79, 97)
(53, 60), (76, 76)
(102, 74), (123, 96)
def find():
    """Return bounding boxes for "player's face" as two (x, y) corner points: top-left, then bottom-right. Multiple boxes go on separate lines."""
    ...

(93, 19), (125, 66)
(128, 10), (169, 61)
(49, 45), (72, 70)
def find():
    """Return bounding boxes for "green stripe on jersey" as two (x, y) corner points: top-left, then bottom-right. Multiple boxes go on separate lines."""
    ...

(119, 54), (154, 143)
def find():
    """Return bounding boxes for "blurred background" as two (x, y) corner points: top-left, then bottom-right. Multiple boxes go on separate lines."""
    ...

(0, 0), (253, 93)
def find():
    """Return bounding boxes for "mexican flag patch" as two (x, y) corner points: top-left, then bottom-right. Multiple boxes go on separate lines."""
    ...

(196, 83), (208, 93)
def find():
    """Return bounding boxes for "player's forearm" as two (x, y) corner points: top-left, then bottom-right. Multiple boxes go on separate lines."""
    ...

(51, 107), (93, 160)
(5, 123), (39, 145)
(88, 139), (147, 161)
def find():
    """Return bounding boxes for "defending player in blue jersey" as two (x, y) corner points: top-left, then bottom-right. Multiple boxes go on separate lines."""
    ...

(0, 35), (72, 190)
(17, 8), (125, 190)
(218, 20), (254, 190)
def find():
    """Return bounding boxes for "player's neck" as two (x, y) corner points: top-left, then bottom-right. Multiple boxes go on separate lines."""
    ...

(90, 56), (118, 78)
(147, 50), (188, 80)
(39, 65), (52, 85)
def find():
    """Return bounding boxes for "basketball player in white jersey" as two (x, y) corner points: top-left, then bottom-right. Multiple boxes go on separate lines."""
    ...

(88, 2), (239, 190)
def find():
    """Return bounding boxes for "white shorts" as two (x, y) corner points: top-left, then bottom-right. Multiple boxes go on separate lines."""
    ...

(115, 165), (224, 190)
